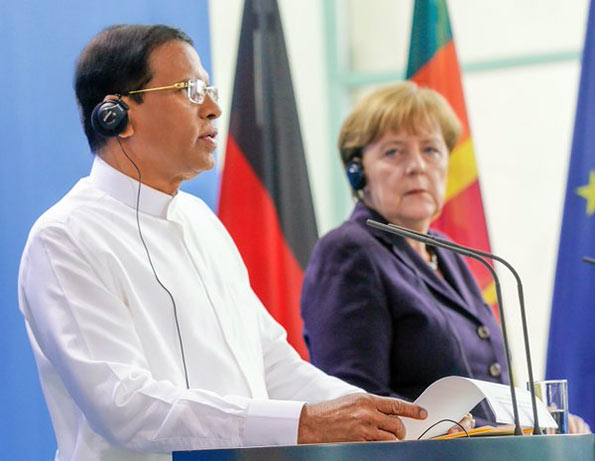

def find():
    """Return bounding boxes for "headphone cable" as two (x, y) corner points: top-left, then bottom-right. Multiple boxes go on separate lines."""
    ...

(116, 136), (190, 389)
(417, 418), (470, 440)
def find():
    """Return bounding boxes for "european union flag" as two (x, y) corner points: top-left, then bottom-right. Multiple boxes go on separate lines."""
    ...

(546, 0), (595, 429)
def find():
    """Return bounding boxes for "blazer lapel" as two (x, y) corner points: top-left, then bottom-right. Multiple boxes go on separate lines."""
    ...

(433, 243), (484, 316)
(392, 236), (478, 318)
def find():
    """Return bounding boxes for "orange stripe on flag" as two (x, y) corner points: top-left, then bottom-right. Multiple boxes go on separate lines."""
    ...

(445, 138), (478, 201)
(411, 41), (470, 138)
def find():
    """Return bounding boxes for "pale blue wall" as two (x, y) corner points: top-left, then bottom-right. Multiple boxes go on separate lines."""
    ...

(0, 1), (216, 457)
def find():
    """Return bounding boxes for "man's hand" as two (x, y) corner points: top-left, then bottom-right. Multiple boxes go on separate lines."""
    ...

(297, 393), (427, 444)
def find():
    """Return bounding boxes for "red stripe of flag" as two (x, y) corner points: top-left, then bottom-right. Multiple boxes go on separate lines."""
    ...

(218, 0), (317, 359)
(434, 180), (493, 290)
(219, 136), (308, 358)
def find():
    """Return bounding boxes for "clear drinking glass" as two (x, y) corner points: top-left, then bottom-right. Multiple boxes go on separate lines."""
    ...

(532, 379), (569, 434)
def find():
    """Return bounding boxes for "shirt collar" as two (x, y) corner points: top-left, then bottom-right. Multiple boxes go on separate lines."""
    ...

(89, 155), (176, 219)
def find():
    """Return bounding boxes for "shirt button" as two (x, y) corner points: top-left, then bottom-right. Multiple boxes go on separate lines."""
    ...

(489, 362), (502, 378)
(477, 325), (490, 339)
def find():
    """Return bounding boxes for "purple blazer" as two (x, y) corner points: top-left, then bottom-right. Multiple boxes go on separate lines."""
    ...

(301, 202), (508, 423)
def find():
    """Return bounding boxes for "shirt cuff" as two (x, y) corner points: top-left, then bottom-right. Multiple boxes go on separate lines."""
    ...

(243, 399), (305, 446)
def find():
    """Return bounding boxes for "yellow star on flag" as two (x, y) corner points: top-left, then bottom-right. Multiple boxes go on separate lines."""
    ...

(575, 170), (595, 216)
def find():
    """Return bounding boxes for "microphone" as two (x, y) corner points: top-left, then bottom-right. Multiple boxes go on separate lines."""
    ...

(583, 256), (595, 265)
(366, 219), (539, 435)
(386, 221), (542, 435)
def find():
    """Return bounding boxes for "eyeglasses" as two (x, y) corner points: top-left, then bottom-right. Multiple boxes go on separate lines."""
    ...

(127, 79), (219, 105)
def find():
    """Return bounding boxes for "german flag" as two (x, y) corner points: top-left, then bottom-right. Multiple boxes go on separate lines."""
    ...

(406, 0), (497, 311)
(218, 0), (317, 359)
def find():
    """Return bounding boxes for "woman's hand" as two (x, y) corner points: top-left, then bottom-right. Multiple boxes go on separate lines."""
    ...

(447, 413), (476, 435)
(568, 413), (591, 434)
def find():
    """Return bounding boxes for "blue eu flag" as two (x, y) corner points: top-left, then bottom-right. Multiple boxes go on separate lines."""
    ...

(546, 0), (595, 429)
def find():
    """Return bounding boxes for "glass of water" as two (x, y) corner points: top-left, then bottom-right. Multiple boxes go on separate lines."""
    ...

(531, 379), (569, 434)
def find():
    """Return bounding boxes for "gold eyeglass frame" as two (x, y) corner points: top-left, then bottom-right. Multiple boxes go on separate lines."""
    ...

(127, 80), (218, 104)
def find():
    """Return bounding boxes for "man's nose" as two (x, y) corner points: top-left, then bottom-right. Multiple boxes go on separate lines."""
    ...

(200, 94), (221, 120)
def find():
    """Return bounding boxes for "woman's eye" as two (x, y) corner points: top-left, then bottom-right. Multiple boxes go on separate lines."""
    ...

(385, 148), (400, 157)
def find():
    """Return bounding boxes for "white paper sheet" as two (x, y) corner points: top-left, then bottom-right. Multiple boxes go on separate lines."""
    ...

(401, 376), (558, 440)
(470, 378), (558, 429)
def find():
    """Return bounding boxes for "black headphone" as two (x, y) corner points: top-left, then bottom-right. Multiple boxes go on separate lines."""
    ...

(345, 148), (366, 191)
(90, 98), (129, 138)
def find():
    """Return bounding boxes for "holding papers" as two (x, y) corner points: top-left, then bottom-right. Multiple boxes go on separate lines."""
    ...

(402, 376), (558, 440)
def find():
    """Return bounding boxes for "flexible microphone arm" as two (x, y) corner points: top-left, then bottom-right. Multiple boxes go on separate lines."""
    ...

(384, 221), (543, 434)
(583, 256), (595, 265)
(366, 219), (524, 435)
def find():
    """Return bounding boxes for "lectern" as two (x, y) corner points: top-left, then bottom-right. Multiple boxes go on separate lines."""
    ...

(174, 434), (594, 461)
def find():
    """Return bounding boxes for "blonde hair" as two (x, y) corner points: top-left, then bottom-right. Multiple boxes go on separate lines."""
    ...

(338, 81), (462, 166)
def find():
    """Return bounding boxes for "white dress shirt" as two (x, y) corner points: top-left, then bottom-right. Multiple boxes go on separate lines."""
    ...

(18, 156), (360, 461)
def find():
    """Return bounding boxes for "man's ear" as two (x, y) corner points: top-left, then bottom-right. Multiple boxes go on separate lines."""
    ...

(118, 110), (134, 138)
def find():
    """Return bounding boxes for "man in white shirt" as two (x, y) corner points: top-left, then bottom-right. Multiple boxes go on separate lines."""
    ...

(18, 24), (427, 460)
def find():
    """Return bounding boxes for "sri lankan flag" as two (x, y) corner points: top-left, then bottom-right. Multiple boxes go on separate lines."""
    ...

(218, 0), (317, 359)
(406, 0), (496, 310)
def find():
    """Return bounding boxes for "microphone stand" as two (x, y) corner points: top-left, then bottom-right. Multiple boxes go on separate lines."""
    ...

(583, 256), (595, 265)
(385, 221), (543, 435)
(367, 219), (526, 435)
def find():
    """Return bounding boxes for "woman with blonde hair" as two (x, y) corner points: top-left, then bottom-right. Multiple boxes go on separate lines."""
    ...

(301, 81), (505, 425)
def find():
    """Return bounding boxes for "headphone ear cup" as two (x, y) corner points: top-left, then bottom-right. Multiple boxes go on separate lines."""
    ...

(91, 99), (129, 138)
(346, 158), (366, 191)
